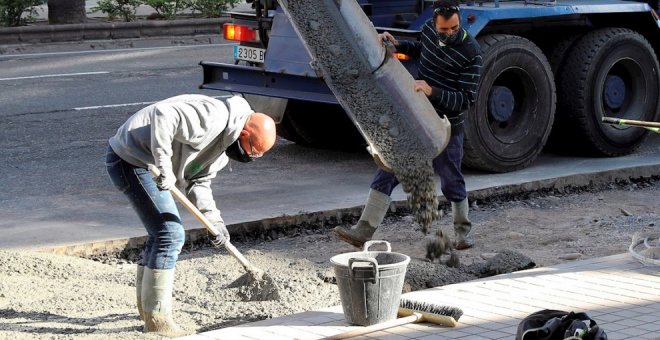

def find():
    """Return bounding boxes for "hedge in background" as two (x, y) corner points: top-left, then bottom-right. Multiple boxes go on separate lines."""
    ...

(90, 0), (238, 21)
(189, 0), (239, 18)
(90, 0), (142, 22)
(0, 0), (45, 26)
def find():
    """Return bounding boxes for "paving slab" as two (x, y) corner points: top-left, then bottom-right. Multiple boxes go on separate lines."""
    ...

(178, 253), (660, 340)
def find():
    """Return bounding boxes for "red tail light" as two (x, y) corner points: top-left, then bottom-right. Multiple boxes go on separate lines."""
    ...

(394, 53), (411, 61)
(223, 23), (258, 42)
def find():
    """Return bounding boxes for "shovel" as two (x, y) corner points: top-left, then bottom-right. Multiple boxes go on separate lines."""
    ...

(602, 117), (660, 133)
(148, 165), (280, 301)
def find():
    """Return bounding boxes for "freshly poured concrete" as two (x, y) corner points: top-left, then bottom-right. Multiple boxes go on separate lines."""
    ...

(277, 0), (450, 232)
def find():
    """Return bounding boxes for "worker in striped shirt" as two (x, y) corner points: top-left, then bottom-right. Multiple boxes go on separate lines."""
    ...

(335, 0), (483, 250)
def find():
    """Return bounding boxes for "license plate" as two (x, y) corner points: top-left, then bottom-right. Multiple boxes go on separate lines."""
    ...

(233, 45), (266, 63)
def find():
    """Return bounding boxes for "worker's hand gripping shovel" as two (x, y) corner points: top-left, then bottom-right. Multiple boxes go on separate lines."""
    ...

(148, 165), (279, 301)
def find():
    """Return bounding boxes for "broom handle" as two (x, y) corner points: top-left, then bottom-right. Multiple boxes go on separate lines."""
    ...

(322, 314), (421, 340)
(147, 165), (258, 273)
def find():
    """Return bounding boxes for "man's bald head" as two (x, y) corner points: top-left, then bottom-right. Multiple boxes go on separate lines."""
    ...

(239, 112), (277, 158)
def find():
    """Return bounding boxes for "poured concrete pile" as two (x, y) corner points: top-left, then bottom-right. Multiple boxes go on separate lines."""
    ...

(0, 241), (536, 340)
(0, 248), (341, 339)
(277, 0), (451, 232)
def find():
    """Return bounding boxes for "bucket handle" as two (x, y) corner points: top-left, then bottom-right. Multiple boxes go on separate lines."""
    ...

(363, 240), (391, 252)
(348, 257), (379, 284)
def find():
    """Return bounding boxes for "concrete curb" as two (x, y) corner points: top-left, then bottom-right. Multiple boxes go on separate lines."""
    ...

(0, 18), (230, 45)
(33, 164), (660, 257)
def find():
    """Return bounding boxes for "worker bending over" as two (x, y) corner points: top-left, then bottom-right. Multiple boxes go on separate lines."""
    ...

(106, 94), (276, 336)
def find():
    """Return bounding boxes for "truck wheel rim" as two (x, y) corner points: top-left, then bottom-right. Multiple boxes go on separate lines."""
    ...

(487, 67), (536, 144)
(600, 59), (645, 124)
(603, 74), (626, 111)
(488, 85), (515, 123)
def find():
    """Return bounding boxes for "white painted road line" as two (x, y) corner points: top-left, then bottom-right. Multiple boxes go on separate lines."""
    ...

(0, 71), (109, 81)
(73, 95), (231, 111)
(74, 101), (157, 111)
(0, 43), (235, 59)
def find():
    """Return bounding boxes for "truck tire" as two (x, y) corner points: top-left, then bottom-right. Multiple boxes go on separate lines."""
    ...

(549, 35), (582, 78)
(546, 34), (583, 151)
(463, 34), (555, 172)
(276, 110), (307, 145)
(277, 100), (365, 150)
(556, 28), (660, 156)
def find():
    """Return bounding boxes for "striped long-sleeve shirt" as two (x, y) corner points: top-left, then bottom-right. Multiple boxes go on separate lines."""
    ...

(397, 20), (482, 127)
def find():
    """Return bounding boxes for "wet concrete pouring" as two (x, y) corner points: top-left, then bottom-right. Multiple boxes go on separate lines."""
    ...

(278, 0), (448, 235)
(0, 177), (658, 339)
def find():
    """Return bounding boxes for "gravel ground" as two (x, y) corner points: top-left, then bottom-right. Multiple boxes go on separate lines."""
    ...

(0, 178), (657, 339)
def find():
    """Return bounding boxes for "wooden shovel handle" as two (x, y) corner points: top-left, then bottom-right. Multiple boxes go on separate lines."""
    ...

(602, 117), (660, 128)
(322, 314), (421, 340)
(147, 165), (259, 273)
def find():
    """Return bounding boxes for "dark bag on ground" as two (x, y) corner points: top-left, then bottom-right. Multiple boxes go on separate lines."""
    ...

(516, 309), (607, 340)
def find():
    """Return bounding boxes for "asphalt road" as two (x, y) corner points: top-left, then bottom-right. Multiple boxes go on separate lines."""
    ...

(0, 40), (375, 250)
(1, 39), (659, 251)
(0, 43), (234, 115)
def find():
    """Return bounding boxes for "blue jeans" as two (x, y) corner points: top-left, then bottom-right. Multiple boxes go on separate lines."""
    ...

(370, 125), (466, 202)
(105, 145), (185, 270)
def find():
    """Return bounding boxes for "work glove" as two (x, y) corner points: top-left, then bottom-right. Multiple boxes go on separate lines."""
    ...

(209, 220), (230, 247)
(155, 169), (176, 191)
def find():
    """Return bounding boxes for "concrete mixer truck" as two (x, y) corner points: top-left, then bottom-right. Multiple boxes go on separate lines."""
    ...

(200, 0), (660, 172)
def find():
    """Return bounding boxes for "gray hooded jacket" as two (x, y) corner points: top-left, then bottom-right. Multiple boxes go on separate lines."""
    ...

(109, 94), (253, 224)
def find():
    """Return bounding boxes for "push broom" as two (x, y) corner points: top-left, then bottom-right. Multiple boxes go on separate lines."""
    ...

(322, 298), (463, 339)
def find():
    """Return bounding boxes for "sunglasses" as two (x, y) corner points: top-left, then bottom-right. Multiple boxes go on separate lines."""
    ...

(247, 133), (263, 158)
(433, 5), (460, 16)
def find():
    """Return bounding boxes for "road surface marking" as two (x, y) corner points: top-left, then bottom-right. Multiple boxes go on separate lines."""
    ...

(74, 101), (157, 110)
(73, 95), (231, 111)
(0, 43), (235, 59)
(0, 71), (109, 81)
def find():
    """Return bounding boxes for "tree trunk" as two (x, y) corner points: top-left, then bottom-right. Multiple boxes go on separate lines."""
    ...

(48, 0), (86, 24)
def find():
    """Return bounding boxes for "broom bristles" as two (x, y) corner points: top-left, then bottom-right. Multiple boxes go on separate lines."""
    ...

(399, 298), (463, 321)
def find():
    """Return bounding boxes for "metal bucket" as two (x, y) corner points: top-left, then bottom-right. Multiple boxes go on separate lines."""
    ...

(330, 240), (410, 326)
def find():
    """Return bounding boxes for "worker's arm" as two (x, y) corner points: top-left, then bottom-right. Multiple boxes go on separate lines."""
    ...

(394, 39), (421, 58)
(379, 31), (421, 58)
(185, 172), (223, 225)
(429, 53), (482, 112)
(151, 98), (228, 190)
(186, 172), (231, 245)
(150, 103), (183, 190)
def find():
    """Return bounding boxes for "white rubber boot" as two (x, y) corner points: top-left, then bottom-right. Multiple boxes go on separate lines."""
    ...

(136, 265), (145, 320)
(142, 268), (185, 337)
(334, 189), (391, 248)
(452, 198), (474, 250)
